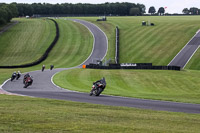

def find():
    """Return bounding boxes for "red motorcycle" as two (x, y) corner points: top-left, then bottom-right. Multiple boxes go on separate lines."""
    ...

(23, 76), (33, 88)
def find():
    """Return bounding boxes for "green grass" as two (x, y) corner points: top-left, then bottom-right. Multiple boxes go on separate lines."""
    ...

(54, 69), (200, 104)
(185, 45), (200, 70)
(0, 95), (199, 132)
(0, 18), (56, 66)
(76, 16), (200, 68)
(41, 19), (93, 68)
(1, 16), (200, 132)
(0, 18), (93, 84)
(0, 18), (93, 68)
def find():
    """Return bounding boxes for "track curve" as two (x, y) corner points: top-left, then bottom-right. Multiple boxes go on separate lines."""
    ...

(2, 20), (200, 114)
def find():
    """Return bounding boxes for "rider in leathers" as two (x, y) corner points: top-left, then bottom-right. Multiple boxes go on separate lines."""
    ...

(90, 77), (106, 96)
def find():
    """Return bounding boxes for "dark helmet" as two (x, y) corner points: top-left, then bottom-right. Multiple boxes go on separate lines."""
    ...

(25, 73), (30, 77)
(101, 77), (106, 83)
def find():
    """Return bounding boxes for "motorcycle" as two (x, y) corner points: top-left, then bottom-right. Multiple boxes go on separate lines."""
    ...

(90, 81), (105, 96)
(11, 73), (16, 81)
(16, 73), (21, 80)
(23, 76), (33, 88)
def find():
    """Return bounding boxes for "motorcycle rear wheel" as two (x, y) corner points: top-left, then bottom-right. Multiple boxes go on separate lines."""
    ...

(95, 88), (103, 96)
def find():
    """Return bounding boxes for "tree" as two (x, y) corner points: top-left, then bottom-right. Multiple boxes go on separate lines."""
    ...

(148, 6), (156, 15)
(129, 7), (140, 16)
(137, 3), (146, 15)
(190, 7), (198, 15)
(0, 3), (18, 25)
(182, 8), (189, 14)
(8, 3), (18, 17)
(158, 7), (165, 15)
(0, 8), (7, 25)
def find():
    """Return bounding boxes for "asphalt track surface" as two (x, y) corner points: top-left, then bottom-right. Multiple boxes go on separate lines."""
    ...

(2, 20), (200, 114)
(168, 31), (200, 68)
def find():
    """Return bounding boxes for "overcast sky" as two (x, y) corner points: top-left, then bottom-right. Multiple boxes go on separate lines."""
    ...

(1, 0), (200, 14)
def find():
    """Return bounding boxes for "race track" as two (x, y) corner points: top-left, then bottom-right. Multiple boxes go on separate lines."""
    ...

(2, 20), (200, 114)
(168, 31), (200, 68)
(0, 21), (18, 35)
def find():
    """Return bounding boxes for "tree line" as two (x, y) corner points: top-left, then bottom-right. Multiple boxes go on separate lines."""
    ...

(0, 3), (18, 25)
(2, 2), (200, 26)
(182, 7), (200, 15)
(148, 6), (200, 15)
(16, 2), (145, 16)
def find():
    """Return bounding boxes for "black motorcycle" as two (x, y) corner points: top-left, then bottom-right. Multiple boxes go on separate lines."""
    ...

(16, 73), (21, 80)
(23, 76), (33, 88)
(90, 78), (106, 96)
(11, 73), (16, 81)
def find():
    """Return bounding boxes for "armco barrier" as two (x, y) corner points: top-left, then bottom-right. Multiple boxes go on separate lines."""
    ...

(0, 19), (59, 68)
(115, 26), (119, 64)
(86, 64), (181, 71)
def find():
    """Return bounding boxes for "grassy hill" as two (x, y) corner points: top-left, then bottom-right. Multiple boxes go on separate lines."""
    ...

(41, 19), (93, 68)
(0, 18), (93, 68)
(0, 18), (56, 66)
(80, 16), (200, 69)
(0, 18), (93, 84)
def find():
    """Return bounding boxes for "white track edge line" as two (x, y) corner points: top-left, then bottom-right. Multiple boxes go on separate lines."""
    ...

(75, 19), (108, 61)
(71, 19), (96, 67)
(168, 30), (199, 66)
(1, 70), (46, 95)
(183, 45), (200, 69)
(50, 18), (109, 93)
(0, 78), (30, 96)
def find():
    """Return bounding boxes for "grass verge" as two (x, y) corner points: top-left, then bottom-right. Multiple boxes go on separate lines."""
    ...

(0, 95), (199, 132)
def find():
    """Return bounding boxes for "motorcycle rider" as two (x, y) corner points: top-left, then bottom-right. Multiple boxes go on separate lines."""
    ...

(24, 75), (33, 88)
(42, 65), (45, 72)
(11, 71), (17, 81)
(90, 77), (106, 96)
(50, 65), (54, 70)
(16, 71), (21, 80)
(23, 73), (30, 84)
